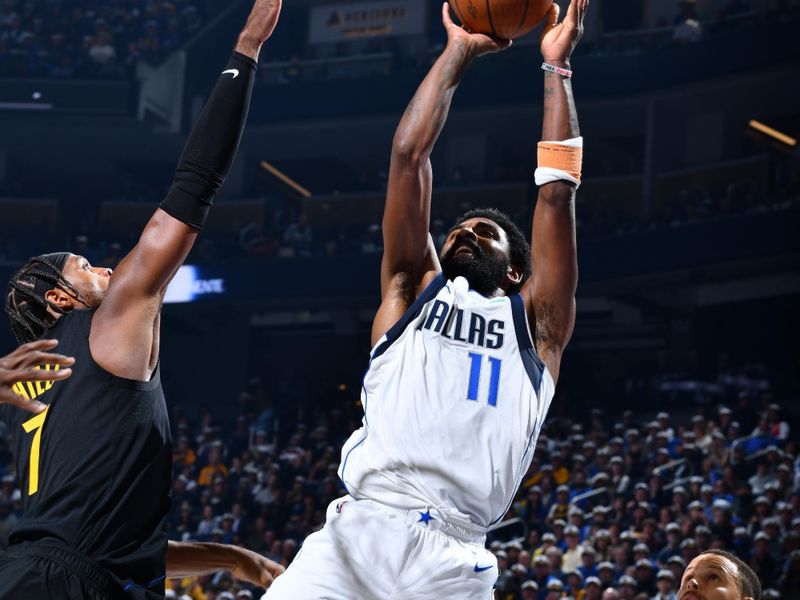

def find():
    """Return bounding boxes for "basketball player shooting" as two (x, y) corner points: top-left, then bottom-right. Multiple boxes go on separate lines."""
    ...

(263, 1), (587, 598)
(0, 1), (285, 598)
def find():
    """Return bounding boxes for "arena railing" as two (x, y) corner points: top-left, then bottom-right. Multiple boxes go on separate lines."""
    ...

(653, 458), (688, 480)
(260, 52), (395, 85)
(569, 487), (610, 512)
(663, 476), (692, 492)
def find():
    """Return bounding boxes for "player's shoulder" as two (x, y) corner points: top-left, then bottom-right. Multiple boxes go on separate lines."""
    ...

(418, 270), (442, 292)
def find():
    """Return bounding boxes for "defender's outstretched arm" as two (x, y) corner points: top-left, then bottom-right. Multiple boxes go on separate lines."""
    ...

(373, 3), (510, 345)
(91, 0), (282, 378)
(166, 541), (284, 589)
(522, 0), (588, 382)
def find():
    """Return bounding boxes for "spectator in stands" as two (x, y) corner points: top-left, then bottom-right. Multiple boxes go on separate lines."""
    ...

(749, 461), (777, 495)
(0, 0), (217, 79)
(87, 29), (117, 67)
(198, 444), (228, 486)
(652, 569), (677, 600)
(361, 223), (383, 254)
(282, 212), (313, 257)
(196, 504), (217, 539)
(618, 574), (638, 599)
(746, 420), (778, 455)
(519, 579), (538, 599)
(546, 578), (565, 599)
(562, 525), (585, 572)
(673, 0), (703, 43)
(766, 403), (790, 441)
(610, 455), (631, 496)
(635, 558), (657, 595)
(565, 569), (584, 597)
(750, 530), (777, 583)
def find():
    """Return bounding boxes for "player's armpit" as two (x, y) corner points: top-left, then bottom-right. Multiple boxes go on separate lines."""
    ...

(372, 237), (439, 347)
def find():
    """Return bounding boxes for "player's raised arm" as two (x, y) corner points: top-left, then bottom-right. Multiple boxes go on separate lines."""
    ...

(521, 0), (588, 383)
(373, 3), (510, 345)
(90, 0), (282, 378)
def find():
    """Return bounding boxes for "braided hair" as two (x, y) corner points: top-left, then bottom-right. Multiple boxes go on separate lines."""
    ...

(5, 253), (80, 344)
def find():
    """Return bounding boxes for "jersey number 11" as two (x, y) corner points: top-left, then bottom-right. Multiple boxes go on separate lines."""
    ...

(467, 352), (502, 407)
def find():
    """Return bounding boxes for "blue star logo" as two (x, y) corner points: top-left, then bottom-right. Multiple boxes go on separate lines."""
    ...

(417, 510), (434, 525)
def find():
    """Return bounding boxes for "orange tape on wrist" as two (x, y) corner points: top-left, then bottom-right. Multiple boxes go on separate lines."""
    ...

(537, 142), (583, 182)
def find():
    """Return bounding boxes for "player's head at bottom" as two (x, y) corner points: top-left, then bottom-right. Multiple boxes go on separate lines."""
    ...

(6, 252), (113, 343)
(678, 549), (761, 600)
(441, 207), (531, 297)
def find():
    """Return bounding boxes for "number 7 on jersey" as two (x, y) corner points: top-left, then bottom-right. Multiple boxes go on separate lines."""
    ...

(22, 406), (49, 495)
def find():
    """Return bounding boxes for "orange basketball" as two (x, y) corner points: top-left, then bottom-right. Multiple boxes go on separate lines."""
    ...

(449, 0), (554, 40)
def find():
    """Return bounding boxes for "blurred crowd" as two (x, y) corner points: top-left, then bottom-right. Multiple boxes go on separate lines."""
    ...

(0, 0), (216, 78)
(0, 178), (796, 271)
(577, 171), (799, 240)
(1, 359), (794, 598)
(2, 0), (793, 82)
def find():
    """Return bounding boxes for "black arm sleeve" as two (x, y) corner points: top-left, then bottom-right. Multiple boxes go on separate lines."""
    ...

(160, 51), (257, 230)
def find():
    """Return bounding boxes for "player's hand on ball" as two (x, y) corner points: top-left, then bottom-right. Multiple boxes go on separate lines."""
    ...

(231, 547), (286, 588)
(0, 339), (74, 413)
(442, 2), (512, 58)
(540, 0), (589, 64)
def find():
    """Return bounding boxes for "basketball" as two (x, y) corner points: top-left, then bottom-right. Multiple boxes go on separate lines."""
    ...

(449, 0), (554, 40)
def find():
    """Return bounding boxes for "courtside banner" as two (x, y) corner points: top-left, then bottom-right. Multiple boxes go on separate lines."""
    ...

(164, 265), (227, 304)
(160, 258), (381, 304)
(308, 0), (425, 43)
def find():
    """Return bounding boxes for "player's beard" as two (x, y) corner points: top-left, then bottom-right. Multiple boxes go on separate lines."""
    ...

(441, 241), (509, 296)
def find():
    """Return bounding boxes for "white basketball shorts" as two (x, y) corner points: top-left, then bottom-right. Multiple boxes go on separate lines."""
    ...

(262, 495), (497, 600)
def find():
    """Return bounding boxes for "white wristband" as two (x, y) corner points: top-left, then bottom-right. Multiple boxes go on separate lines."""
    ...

(541, 62), (573, 78)
(534, 167), (581, 188)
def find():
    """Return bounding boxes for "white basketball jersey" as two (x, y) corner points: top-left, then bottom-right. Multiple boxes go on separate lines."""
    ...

(339, 274), (556, 529)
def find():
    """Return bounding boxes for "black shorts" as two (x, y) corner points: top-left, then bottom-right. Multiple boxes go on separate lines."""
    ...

(0, 540), (127, 600)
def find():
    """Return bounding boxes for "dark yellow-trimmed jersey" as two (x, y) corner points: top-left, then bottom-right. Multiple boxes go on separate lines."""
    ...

(0, 309), (171, 599)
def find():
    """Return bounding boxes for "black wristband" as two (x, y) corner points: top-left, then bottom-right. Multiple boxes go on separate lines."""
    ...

(161, 51), (257, 229)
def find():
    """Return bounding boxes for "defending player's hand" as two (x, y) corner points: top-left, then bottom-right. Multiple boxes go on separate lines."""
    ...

(230, 546), (286, 588)
(443, 2), (511, 58)
(0, 339), (74, 413)
(237, 0), (283, 57)
(540, 0), (589, 64)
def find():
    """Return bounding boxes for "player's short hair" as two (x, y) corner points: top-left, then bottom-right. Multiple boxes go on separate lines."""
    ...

(699, 550), (761, 600)
(5, 253), (77, 344)
(453, 208), (532, 294)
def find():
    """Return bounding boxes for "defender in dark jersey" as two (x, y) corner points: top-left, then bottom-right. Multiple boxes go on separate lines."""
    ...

(0, 1), (284, 598)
